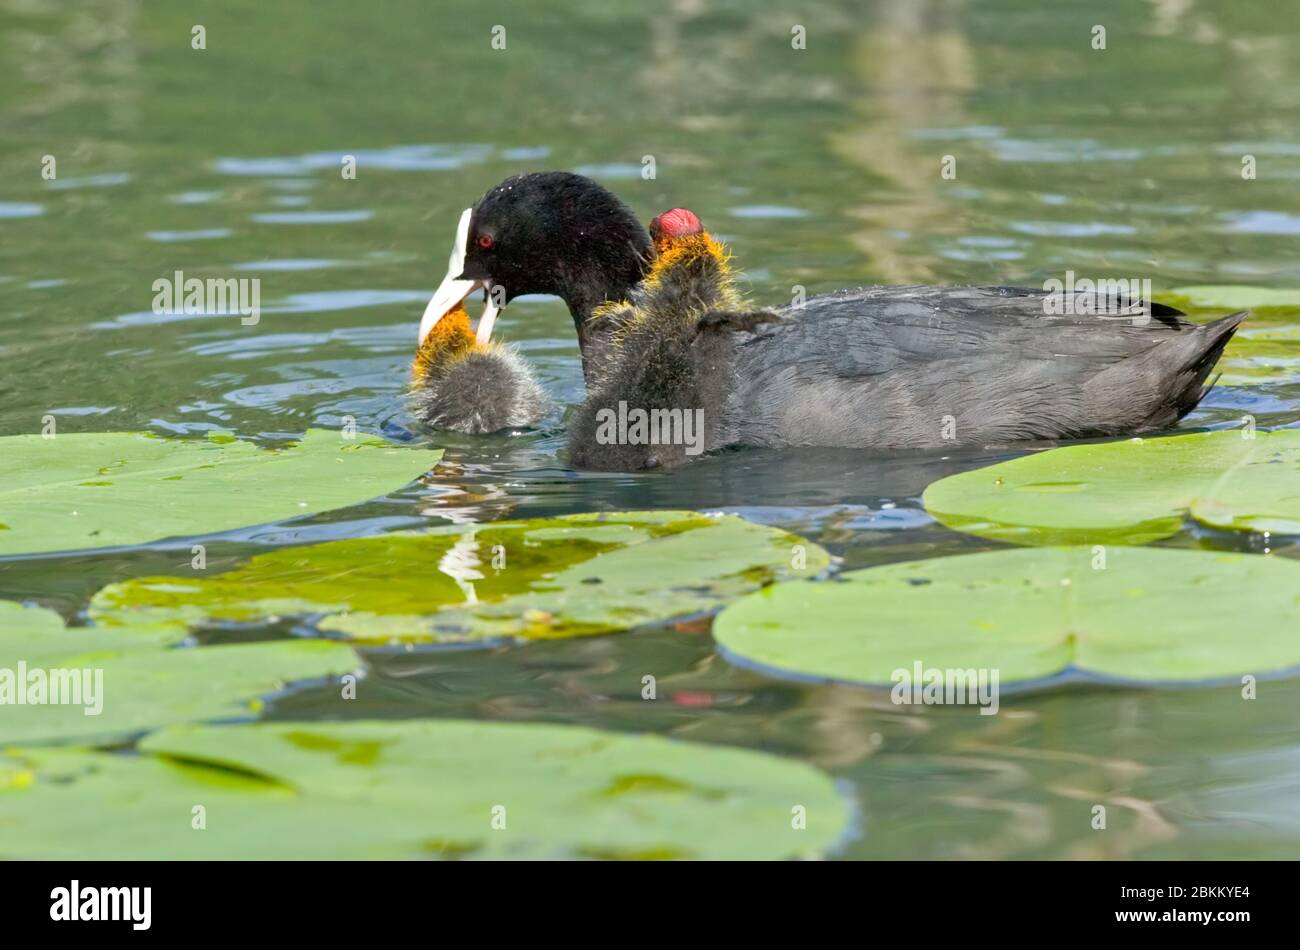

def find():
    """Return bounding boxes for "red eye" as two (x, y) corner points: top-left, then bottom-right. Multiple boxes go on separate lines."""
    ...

(477, 234), (494, 250)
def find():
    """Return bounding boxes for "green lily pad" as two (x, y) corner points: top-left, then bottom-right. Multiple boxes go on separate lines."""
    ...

(0, 720), (849, 859)
(1216, 323), (1299, 386)
(0, 599), (182, 663)
(714, 546), (1300, 686)
(1151, 290), (1297, 386)
(0, 600), (358, 744)
(922, 429), (1300, 545)
(88, 512), (830, 643)
(0, 429), (439, 556)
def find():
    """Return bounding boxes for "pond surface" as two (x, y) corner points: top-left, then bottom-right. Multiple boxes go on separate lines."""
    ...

(1, 0), (1297, 857)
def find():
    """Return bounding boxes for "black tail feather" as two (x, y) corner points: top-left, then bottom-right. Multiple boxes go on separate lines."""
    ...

(1082, 310), (1248, 431)
(1176, 310), (1248, 415)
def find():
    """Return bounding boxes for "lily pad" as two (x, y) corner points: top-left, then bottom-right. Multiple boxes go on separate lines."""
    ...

(922, 429), (1300, 545)
(0, 429), (439, 556)
(1216, 323), (1300, 386)
(0, 720), (849, 859)
(0, 599), (182, 662)
(713, 546), (1300, 686)
(1151, 290), (1297, 385)
(88, 511), (830, 643)
(0, 600), (357, 744)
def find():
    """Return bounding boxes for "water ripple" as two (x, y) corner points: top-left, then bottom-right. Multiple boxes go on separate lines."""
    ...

(231, 259), (342, 272)
(46, 172), (131, 190)
(252, 210), (373, 224)
(0, 202), (44, 219)
(146, 228), (233, 242)
(95, 289), (430, 329)
(728, 205), (811, 219)
(1220, 211), (1300, 235)
(214, 143), (492, 176)
(1009, 221), (1137, 237)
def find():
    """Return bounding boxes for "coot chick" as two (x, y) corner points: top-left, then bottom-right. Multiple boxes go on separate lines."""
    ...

(571, 208), (780, 469)
(410, 208), (548, 433)
(422, 172), (1247, 469)
(580, 208), (749, 380)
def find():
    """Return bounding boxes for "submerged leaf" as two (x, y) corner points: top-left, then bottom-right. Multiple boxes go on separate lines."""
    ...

(1152, 289), (1297, 385)
(89, 511), (830, 643)
(1218, 324), (1300, 386)
(1161, 285), (1300, 312)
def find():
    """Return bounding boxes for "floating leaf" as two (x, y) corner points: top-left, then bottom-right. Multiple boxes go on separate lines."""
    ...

(0, 429), (439, 556)
(88, 511), (830, 643)
(0, 720), (848, 859)
(922, 429), (1300, 545)
(1151, 290), (1297, 385)
(0, 600), (357, 744)
(1216, 323), (1300, 386)
(0, 599), (181, 663)
(714, 547), (1300, 686)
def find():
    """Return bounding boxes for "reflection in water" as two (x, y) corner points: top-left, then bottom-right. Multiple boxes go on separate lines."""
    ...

(834, 0), (975, 283)
(437, 533), (483, 605)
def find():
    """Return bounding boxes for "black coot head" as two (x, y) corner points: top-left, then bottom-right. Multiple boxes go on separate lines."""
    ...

(460, 172), (652, 314)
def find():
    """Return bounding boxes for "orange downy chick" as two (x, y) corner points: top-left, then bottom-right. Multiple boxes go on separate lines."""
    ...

(410, 301), (476, 384)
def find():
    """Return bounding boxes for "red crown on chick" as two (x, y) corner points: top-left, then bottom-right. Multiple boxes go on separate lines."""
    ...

(649, 208), (703, 240)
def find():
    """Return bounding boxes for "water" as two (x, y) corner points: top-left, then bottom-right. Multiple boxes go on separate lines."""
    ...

(1, 0), (1298, 858)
